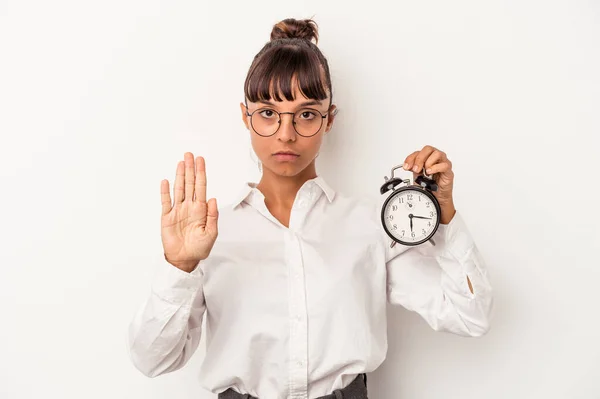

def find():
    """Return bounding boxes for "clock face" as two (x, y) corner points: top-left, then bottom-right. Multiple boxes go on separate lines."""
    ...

(382, 187), (440, 245)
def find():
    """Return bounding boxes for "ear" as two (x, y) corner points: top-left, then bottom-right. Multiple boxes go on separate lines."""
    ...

(324, 104), (337, 134)
(240, 102), (250, 130)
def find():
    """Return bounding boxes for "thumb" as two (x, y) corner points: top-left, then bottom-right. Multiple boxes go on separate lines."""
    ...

(206, 198), (219, 237)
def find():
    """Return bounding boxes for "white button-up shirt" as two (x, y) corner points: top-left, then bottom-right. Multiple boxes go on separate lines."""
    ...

(128, 175), (493, 399)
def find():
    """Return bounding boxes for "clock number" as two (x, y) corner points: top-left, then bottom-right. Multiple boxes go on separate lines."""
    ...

(401, 230), (405, 237)
(407, 194), (413, 200)
(422, 229), (426, 235)
(430, 211), (434, 217)
(388, 214), (394, 221)
(398, 198), (404, 204)
(392, 224), (397, 230)
(411, 232), (415, 238)
(392, 205), (398, 211)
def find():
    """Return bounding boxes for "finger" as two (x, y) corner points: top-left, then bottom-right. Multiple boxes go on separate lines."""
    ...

(411, 145), (436, 173)
(423, 150), (445, 173)
(184, 152), (195, 202)
(403, 151), (420, 170)
(206, 198), (219, 236)
(194, 156), (206, 203)
(160, 179), (172, 215)
(173, 161), (185, 203)
(425, 161), (452, 175)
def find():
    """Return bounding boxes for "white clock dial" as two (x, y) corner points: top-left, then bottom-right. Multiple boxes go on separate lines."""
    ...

(383, 188), (439, 244)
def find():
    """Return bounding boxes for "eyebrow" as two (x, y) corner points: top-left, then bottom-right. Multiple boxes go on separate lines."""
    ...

(256, 99), (323, 107)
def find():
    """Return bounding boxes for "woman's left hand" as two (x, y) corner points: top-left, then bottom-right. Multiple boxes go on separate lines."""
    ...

(403, 145), (456, 224)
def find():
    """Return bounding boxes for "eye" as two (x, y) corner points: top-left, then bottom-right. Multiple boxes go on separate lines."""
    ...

(258, 109), (277, 119)
(298, 110), (317, 120)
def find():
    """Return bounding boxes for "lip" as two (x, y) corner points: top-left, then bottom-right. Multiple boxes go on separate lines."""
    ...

(273, 151), (300, 162)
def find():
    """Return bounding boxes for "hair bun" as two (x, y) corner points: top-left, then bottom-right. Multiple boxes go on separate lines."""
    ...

(270, 18), (319, 44)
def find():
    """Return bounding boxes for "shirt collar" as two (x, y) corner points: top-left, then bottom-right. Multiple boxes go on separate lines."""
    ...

(232, 175), (336, 209)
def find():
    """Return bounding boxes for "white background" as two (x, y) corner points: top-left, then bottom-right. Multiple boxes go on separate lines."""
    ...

(1, 0), (598, 398)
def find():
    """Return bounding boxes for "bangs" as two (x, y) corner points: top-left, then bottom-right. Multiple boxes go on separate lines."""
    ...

(245, 45), (329, 104)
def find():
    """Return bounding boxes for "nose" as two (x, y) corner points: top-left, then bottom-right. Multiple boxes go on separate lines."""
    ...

(275, 113), (297, 142)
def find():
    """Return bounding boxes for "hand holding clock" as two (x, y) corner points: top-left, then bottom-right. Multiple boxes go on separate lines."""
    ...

(403, 145), (457, 224)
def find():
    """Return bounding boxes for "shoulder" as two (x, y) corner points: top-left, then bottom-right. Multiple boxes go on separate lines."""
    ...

(214, 200), (255, 231)
(325, 191), (386, 239)
(333, 191), (380, 218)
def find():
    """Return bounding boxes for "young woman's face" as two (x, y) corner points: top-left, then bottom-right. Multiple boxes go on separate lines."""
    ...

(240, 78), (336, 178)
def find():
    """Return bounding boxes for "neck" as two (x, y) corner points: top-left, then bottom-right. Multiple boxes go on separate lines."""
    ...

(256, 161), (317, 209)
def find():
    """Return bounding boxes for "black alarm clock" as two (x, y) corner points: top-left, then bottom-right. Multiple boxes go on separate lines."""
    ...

(380, 164), (441, 247)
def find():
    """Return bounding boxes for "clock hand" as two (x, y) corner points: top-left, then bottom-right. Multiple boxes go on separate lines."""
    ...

(412, 216), (432, 220)
(410, 216), (413, 233)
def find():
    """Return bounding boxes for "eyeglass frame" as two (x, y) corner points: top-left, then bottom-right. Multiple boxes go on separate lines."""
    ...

(244, 101), (331, 138)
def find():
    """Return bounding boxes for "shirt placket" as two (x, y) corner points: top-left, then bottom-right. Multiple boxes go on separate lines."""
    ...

(286, 187), (314, 399)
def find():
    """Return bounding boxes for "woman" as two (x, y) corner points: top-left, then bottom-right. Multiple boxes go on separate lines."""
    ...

(128, 17), (493, 399)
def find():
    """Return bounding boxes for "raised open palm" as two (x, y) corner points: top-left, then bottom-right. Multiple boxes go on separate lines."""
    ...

(160, 152), (218, 273)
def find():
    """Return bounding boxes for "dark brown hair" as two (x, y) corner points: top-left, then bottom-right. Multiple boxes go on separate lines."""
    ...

(244, 18), (333, 107)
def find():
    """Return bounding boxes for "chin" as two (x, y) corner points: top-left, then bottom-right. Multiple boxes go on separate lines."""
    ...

(276, 167), (303, 177)
(266, 162), (306, 177)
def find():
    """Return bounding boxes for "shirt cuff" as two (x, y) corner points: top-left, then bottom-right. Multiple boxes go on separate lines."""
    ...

(151, 259), (204, 305)
(418, 210), (478, 297)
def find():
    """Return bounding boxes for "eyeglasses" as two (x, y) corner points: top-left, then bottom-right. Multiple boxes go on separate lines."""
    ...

(245, 104), (329, 137)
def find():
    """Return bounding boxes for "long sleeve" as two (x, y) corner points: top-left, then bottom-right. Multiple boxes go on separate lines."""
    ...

(127, 259), (206, 377)
(385, 210), (493, 337)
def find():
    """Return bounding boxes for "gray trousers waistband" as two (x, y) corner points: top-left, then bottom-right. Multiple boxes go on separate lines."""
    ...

(217, 373), (368, 399)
